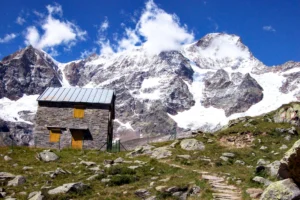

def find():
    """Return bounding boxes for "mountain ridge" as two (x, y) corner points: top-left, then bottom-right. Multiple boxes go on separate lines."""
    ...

(0, 32), (299, 145)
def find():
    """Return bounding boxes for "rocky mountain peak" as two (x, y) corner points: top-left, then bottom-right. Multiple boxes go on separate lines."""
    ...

(0, 46), (62, 100)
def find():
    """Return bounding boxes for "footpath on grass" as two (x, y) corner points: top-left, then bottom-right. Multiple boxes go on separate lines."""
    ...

(158, 159), (242, 200)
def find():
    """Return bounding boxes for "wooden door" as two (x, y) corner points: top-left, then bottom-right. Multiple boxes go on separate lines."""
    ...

(71, 130), (83, 149)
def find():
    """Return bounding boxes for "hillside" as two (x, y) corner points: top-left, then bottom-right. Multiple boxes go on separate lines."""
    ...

(1, 103), (300, 199)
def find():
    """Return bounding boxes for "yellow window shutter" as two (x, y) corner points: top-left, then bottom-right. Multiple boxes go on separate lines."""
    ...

(74, 106), (85, 118)
(49, 129), (61, 142)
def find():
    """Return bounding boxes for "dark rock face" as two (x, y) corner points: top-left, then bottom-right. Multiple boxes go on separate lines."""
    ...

(0, 119), (33, 146)
(202, 69), (263, 116)
(0, 46), (62, 100)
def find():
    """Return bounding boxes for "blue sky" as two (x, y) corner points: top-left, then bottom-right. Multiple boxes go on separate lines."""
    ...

(0, 0), (299, 66)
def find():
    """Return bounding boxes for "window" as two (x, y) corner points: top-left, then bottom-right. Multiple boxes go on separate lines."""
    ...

(49, 129), (61, 142)
(74, 105), (85, 118)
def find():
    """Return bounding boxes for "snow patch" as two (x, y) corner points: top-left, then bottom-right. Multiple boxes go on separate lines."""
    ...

(0, 95), (39, 124)
(114, 119), (134, 131)
(141, 77), (161, 89)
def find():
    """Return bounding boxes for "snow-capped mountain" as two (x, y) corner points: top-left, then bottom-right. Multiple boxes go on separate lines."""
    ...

(0, 33), (299, 145)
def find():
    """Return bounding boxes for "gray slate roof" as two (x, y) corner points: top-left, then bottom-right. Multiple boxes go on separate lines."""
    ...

(37, 87), (114, 104)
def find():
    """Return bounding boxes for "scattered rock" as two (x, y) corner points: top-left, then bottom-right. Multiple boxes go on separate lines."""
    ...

(279, 144), (288, 150)
(101, 178), (111, 183)
(4, 156), (12, 161)
(155, 186), (167, 192)
(48, 182), (89, 195)
(180, 139), (205, 151)
(128, 166), (139, 170)
(0, 172), (15, 179)
(135, 189), (150, 198)
(235, 160), (245, 165)
(89, 166), (101, 172)
(220, 156), (229, 162)
(170, 140), (179, 148)
(265, 160), (280, 177)
(190, 185), (201, 195)
(86, 174), (98, 181)
(7, 175), (26, 186)
(80, 161), (96, 166)
(23, 166), (33, 171)
(150, 147), (172, 159)
(252, 176), (272, 187)
(126, 145), (155, 157)
(222, 152), (235, 158)
(257, 159), (270, 166)
(260, 178), (300, 200)
(260, 146), (268, 150)
(176, 155), (191, 159)
(114, 157), (124, 163)
(246, 188), (263, 199)
(37, 150), (59, 162)
(103, 160), (114, 165)
(28, 191), (44, 200)
(145, 196), (157, 200)
(284, 135), (291, 141)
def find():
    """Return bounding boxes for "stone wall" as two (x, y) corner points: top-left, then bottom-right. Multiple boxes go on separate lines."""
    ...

(34, 104), (110, 150)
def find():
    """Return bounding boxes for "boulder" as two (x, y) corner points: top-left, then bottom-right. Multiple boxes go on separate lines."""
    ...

(48, 182), (89, 195)
(265, 161), (280, 177)
(7, 175), (26, 186)
(37, 150), (59, 162)
(28, 191), (44, 200)
(260, 179), (300, 200)
(278, 139), (300, 183)
(180, 139), (205, 151)
(135, 189), (150, 198)
(150, 147), (172, 159)
(80, 161), (96, 166)
(252, 176), (272, 187)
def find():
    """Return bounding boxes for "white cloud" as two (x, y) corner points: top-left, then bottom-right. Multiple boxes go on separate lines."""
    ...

(0, 33), (17, 43)
(263, 25), (276, 32)
(100, 17), (109, 32)
(98, 0), (194, 56)
(46, 3), (63, 16)
(24, 3), (87, 54)
(80, 48), (97, 59)
(16, 16), (26, 25)
(25, 26), (40, 46)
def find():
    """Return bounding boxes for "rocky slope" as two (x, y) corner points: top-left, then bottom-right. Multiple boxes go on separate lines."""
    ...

(0, 33), (300, 146)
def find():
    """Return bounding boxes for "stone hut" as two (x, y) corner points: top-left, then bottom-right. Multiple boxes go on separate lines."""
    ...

(34, 87), (115, 150)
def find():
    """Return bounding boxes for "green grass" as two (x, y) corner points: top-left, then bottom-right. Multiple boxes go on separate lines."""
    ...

(1, 102), (300, 199)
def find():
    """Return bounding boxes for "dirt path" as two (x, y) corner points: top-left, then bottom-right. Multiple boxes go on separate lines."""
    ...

(159, 160), (242, 200)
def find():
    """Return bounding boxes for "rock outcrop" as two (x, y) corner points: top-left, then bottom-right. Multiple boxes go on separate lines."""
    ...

(0, 45), (61, 100)
(278, 139), (300, 183)
(260, 179), (300, 200)
(202, 70), (263, 116)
